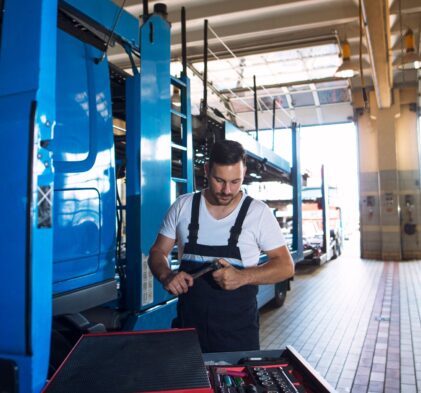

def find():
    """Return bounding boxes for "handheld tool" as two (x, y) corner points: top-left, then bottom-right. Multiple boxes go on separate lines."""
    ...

(191, 260), (222, 279)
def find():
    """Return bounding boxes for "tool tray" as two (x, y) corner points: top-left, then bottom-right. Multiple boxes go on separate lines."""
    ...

(205, 346), (336, 393)
(207, 364), (305, 393)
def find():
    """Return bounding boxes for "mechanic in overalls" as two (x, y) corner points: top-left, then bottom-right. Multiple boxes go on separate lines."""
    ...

(149, 140), (294, 352)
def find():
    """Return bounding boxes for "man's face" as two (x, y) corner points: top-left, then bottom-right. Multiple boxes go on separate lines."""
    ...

(205, 161), (246, 206)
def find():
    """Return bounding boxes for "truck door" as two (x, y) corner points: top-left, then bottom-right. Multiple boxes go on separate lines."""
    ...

(51, 27), (117, 314)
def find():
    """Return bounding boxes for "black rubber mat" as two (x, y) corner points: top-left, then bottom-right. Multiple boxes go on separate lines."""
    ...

(44, 329), (211, 393)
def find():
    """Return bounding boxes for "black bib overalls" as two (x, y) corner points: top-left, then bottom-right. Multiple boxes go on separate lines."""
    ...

(176, 192), (259, 353)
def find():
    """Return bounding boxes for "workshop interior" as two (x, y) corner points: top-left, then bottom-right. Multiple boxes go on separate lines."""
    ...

(1, 0), (421, 392)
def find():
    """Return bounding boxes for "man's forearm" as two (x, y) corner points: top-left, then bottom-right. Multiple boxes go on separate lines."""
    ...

(148, 250), (173, 283)
(240, 260), (294, 286)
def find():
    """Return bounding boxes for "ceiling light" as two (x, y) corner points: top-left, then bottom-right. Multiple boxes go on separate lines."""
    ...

(334, 40), (359, 78)
(172, 87), (181, 107)
(395, 29), (421, 70)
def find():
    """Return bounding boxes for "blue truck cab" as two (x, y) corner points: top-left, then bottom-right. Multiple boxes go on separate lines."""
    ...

(52, 28), (117, 314)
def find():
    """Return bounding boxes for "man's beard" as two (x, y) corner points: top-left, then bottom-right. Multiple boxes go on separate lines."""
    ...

(214, 192), (235, 206)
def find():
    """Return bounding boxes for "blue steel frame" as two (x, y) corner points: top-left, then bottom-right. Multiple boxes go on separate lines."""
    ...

(180, 76), (194, 195)
(125, 14), (173, 316)
(321, 165), (332, 260)
(291, 122), (304, 262)
(0, 1), (57, 392)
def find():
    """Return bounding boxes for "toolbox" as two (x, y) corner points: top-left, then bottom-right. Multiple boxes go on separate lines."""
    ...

(42, 329), (335, 393)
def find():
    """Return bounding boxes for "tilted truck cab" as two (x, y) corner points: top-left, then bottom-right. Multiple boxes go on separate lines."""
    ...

(52, 28), (118, 314)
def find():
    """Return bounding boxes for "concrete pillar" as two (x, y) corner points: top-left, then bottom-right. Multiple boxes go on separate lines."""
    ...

(356, 87), (419, 260)
(396, 90), (421, 259)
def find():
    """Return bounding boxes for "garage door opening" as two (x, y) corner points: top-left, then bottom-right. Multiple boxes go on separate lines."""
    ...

(300, 122), (360, 254)
(246, 121), (360, 259)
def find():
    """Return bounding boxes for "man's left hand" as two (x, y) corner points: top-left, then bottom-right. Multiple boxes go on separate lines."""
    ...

(212, 259), (248, 290)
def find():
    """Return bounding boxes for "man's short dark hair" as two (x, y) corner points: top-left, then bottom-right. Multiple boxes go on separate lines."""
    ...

(208, 140), (246, 169)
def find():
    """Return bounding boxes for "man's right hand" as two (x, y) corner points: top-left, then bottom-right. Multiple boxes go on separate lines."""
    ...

(161, 271), (194, 296)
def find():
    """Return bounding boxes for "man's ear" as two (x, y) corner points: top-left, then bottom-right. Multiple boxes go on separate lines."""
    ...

(243, 165), (247, 177)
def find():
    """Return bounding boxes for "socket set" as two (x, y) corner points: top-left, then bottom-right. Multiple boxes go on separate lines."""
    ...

(247, 365), (304, 393)
(208, 364), (305, 393)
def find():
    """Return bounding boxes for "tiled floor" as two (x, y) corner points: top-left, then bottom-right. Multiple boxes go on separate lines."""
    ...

(259, 234), (421, 393)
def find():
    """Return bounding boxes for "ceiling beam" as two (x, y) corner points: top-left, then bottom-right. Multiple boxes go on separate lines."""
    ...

(170, 2), (358, 45)
(361, 0), (393, 108)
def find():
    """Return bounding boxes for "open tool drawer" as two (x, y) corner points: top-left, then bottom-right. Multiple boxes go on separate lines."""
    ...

(205, 346), (336, 393)
(208, 364), (303, 393)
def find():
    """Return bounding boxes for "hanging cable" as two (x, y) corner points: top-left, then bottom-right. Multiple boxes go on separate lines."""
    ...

(207, 47), (285, 130)
(95, 0), (128, 64)
(207, 23), (292, 128)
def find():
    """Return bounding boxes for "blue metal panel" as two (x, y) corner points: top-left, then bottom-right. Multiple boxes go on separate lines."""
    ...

(0, 0), (57, 391)
(125, 15), (172, 312)
(292, 123), (304, 262)
(124, 299), (178, 331)
(257, 284), (276, 308)
(60, 0), (139, 49)
(52, 28), (116, 295)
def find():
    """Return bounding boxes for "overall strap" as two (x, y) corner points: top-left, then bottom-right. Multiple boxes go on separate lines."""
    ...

(187, 191), (202, 245)
(228, 196), (253, 247)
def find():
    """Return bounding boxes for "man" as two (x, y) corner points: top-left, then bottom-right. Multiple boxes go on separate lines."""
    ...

(148, 140), (294, 352)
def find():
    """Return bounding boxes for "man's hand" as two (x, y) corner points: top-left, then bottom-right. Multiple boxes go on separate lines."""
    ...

(212, 259), (248, 290)
(162, 271), (194, 296)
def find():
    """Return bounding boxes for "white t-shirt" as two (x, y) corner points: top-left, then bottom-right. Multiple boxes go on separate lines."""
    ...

(159, 192), (286, 267)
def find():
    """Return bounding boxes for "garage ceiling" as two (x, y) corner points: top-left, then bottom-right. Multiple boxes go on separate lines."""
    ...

(108, 0), (421, 128)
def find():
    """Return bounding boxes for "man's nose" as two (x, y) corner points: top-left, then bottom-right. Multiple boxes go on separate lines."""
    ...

(222, 183), (231, 193)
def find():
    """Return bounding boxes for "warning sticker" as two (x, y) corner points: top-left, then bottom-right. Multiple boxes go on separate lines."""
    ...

(141, 254), (154, 306)
(37, 185), (52, 228)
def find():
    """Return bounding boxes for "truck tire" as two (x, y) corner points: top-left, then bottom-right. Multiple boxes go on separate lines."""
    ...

(336, 240), (342, 256)
(273, 288), (287, 308)
(331, 244), (338, 259)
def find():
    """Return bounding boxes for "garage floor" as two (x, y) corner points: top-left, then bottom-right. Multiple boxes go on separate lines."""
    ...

(259, 234), (421, 393)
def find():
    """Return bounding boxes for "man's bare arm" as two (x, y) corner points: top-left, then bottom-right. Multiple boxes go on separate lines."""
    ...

(148, 234), (193, 295)
(212, 245), (294, 290)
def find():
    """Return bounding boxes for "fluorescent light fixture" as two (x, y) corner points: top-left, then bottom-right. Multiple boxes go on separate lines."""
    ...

(395, 29), (421, 70)
(334, 40), (359, 78)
